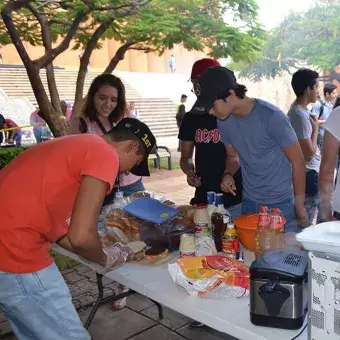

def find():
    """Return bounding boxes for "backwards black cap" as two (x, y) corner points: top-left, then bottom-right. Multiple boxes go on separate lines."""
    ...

(191, 66), (237, 114)
(113, 118), (156, 176)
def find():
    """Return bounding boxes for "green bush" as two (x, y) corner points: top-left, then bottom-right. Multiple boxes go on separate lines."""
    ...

(0, 147), (27, 169)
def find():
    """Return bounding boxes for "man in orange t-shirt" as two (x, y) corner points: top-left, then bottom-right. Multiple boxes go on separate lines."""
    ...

(0, 118), (156, 340)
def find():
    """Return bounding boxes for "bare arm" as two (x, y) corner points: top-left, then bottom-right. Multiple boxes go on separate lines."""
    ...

(224, 144), (240, 175)
(180, 141), (195, 175)
(66, 175), (108, 265)
(282, 140), (307, 221)
(319, 131), (339, 221)
(220, 144), (240, 195)
(298, 116), (319, 162)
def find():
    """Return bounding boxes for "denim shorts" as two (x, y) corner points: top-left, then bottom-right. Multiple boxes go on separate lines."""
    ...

(242, 198), (302, 233)
(0, 263), (91, 340)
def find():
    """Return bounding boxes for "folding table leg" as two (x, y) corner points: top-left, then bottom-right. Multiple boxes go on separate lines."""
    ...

(149, 299), (164, 320)
(84, 273), (104, 329)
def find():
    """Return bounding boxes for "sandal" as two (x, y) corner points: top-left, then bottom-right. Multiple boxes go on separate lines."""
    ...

(112, 284), (129, 310)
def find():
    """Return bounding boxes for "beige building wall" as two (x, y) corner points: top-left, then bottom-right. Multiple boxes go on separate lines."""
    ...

(1, 38), (207, 73)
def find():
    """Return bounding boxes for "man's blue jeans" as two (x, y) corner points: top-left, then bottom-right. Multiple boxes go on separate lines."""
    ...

(241, 198), (302, 233)
(0, 263), (91, 340)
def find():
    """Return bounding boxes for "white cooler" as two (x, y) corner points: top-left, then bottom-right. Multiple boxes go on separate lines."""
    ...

(296, 222), (340, 340)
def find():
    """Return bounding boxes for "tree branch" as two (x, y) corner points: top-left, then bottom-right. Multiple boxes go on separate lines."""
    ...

(81, 0), (150, 12)
(72, 19), (114, 117)
(35, 11), (87, 68)
(104, 40), (135, 74)
(26, 3), (51, 50)
(129, 46), (155, 53)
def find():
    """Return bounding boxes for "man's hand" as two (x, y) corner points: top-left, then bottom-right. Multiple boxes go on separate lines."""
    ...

(295, 205), (309, 228)
(187, 170), (201, 187)
(221, 173), (236, 196)
(103, 243), (133, 269)
(310, 115), (319, 133)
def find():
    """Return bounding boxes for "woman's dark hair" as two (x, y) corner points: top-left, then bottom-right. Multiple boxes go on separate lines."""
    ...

(333, 95), (340, 110)
(82, 74), (127, 125)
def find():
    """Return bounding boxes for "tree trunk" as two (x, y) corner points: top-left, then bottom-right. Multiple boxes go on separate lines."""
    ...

(72, 59), (88, 118)
(27, 63), (67, 137)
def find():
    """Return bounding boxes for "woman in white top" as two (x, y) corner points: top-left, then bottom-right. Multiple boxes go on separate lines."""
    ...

(319, 105), (340, 221)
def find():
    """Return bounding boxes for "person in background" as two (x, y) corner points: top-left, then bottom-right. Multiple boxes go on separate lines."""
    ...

(0, 118), (156, 340)
(30, 109), (46, 143)
(179, 59), (243, 217)
(69, 74), (147, 310)
(128, 101), (139, 119)
(0, 114), (4, 145)
(288, 68), (321, 224)
(169, 54), (176, 73)
(333, 95), (340, 110)
(176, 104), (186, 130)
(177, 94), (187, 112)
(176, 94), (188, 151)
(0, 117), (22, 146)
(319, 105), (340, 221)
(30, 100), (70, 143)
(60, 100), (72, 120)
(311, 83), (337, 150)
(191, 66), (308, 232)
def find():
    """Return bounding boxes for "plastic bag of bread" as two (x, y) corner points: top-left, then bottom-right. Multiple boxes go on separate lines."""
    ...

(129, 216), (143, 241)
(168, 255), (249, 299)
(105, 225), (130, 244)
(98, 228), (113, 249)
(104, 208), (131, 239)
(128, 191), (176, 207)
(176, 205), (195, 221)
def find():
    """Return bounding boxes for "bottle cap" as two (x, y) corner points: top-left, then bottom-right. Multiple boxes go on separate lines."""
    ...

(223, 215), (230, 224)
(115, 191), (124, 199)
(196, 203), (207, 209)
(259, 206), (268, 213)
(227, 222), (235, 229)
(207, 191), (215, 205)
(270, 208), (281, 214)
(215, 193), (223, 206)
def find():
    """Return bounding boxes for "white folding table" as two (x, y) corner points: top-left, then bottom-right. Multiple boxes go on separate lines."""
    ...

(52, 244), (307, 340)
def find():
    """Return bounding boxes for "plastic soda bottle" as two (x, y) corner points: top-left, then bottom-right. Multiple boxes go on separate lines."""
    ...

(255, 206), (270, 258)
(268, 208), (285, 249)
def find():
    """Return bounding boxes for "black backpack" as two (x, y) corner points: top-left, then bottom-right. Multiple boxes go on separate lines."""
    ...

(312, 100), (325, 119)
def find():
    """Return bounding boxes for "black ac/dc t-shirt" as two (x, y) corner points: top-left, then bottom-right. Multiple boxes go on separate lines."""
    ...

(179, 112), (242, 207)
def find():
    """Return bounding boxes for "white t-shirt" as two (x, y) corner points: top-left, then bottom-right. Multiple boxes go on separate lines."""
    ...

(324, 107), (340, 212)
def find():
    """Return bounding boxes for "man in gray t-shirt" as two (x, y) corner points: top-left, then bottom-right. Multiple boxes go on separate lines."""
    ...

(191, 66), (308, 232)
(288, 68), (321, 224)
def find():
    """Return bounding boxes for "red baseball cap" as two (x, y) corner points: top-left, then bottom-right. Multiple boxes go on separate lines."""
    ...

(190, 58), (221, 80)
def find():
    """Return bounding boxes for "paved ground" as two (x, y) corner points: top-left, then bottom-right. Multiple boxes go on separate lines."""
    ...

(0, 154), (239, 340)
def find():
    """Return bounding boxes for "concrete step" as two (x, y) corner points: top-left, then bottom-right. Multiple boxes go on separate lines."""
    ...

(0, 67), (178, 138)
